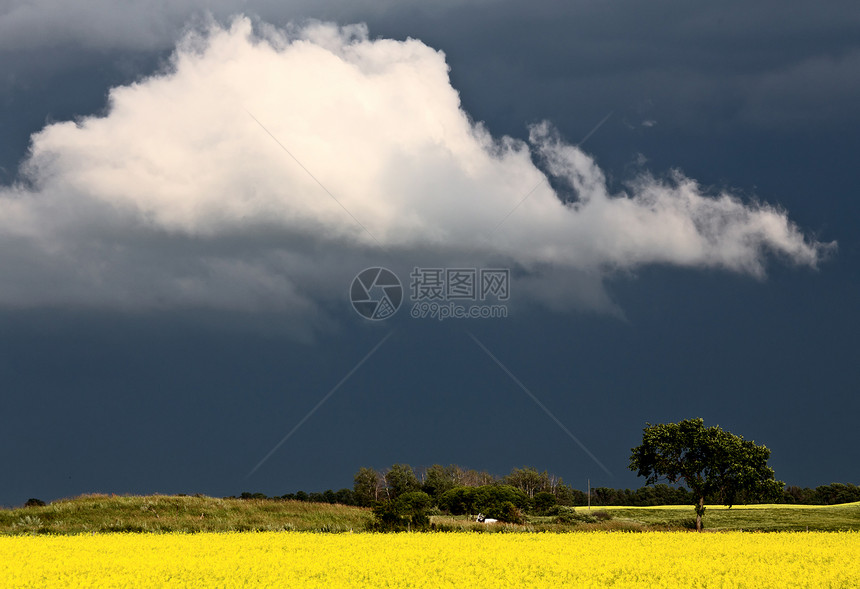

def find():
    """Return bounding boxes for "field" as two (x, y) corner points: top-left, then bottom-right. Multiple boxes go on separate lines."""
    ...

(1, 530), (858, 587)
(2, 495), (859, 535)
(2, 497), (858, 587)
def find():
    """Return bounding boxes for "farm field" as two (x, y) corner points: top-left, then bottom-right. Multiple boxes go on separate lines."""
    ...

(1, 530), (858, 588)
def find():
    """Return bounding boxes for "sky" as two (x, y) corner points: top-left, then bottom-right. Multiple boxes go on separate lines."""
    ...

(1, 0), (858, 506)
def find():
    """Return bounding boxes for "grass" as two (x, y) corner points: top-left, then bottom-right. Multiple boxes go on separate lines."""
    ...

(0, 494), (371, 535)
(434, 502), (860, 532)
(2, 495), (858, 535)
(597, 501), (860, 531)
(429, 514), (648, 533)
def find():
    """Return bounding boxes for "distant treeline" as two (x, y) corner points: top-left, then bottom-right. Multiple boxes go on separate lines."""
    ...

(232, 464), (860, 507)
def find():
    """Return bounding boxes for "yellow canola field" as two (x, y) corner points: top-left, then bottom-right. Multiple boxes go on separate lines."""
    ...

(1, 531), (858, 588)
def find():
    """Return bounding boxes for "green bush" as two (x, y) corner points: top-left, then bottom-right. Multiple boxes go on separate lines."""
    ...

(369, 502), (405, 531)
(532, 492), (557, 514)
(439, 487), (473, 515)
(440, 485), (529, 517)
(396, 491), (432, 529)
(369, 491), (433, 531)
(493, 501), (524, 524)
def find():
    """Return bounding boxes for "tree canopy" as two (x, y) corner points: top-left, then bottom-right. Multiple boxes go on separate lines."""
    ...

(629, 418), (783, 531)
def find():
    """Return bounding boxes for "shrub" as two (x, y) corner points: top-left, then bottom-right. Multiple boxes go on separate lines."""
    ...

(369, 502), (406, 532)
(533, 492), (557, 514)
(495, 501), (524, 524)
(396, 491), (432, 529)
(24, 498), (46, 507)
(440, 485), (529, 518)
(439, 487), (474, 515)
(370, 491), (433, 531)
(474, 485), (529, 514)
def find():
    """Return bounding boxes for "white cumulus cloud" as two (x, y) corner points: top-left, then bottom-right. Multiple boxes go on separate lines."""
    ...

(0, 16), (833, 324)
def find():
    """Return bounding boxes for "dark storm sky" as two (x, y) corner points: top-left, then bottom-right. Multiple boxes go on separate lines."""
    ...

(1, 0), (858, 506)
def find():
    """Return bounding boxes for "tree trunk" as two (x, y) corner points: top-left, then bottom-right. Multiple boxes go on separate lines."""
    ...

(695, 496), (705, 532)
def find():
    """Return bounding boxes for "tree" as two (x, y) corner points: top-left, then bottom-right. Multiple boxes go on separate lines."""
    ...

(555, 484), (587, 506)
(384, 464), (421, 501)
(334, 488), (356, 505)
(813, 482), (860, 505)
(504, 467), (548, 498)
(353, 467), (383, 506)
(456, 467), (496, 487)
(395, 491), (433, 529)
(370, 491), (432, 531)
(438, 484), (528, 520)
(420, 464), (460, 499)
(629, 418), (783, 531)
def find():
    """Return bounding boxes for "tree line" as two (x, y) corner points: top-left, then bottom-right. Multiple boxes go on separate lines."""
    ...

(235, 463), (860, 508)
(231, 419), (858, 532)
(17, 420), (855, 519)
